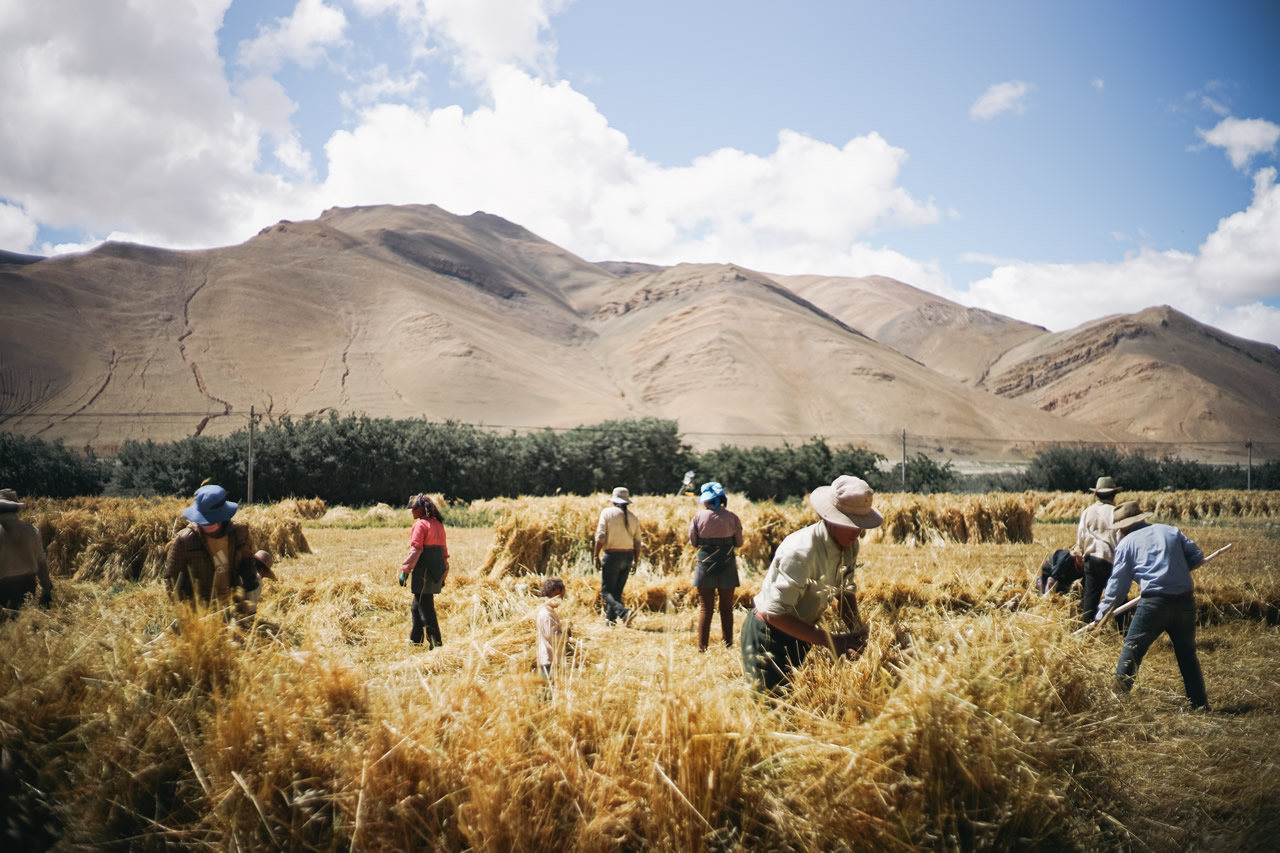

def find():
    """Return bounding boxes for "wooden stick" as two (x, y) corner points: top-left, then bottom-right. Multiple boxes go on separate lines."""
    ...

(1075, 542), (1234, 634)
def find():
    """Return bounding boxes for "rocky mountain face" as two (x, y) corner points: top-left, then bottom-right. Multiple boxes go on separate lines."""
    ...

(2, 204), (1275, 459)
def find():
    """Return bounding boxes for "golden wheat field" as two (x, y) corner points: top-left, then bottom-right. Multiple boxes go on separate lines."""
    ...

(2, 494), (1279, 851)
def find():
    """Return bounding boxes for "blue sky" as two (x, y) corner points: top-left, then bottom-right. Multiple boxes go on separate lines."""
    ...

(2, 0), (1278, 343)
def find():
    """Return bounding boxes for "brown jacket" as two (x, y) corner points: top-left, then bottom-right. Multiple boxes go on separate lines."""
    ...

(0, 509), (52, 592)
(164, 521), (257, 604)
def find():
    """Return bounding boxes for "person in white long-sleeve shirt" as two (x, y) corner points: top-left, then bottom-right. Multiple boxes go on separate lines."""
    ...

(1076, 476), (1122, 624)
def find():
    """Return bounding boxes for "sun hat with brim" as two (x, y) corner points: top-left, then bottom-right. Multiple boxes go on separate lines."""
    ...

(698, 481), (726, 504)
(183, 484), (239, 525)
(809, 475), (883, 529)
(609, 487), (632, 505)
(1110, 501), (1152, 530)
(0, 488), (21, 512)
(1090, 476), (1121, 494)
(254, 550), (274, 570)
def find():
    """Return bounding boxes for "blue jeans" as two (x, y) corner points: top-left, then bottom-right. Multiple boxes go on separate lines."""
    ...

(1116, 595), (1208, 709)
(600, 551), (633, 623)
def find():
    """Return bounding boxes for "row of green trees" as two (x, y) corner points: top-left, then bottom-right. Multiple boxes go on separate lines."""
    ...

(3, 415), (1277, 501)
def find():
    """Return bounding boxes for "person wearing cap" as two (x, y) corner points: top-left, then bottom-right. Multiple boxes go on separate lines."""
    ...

(688, 481), (743, 651)
(0, 489), (53, 616)
(592, 487), (641, 626)
(742, 476), (882, 693)
(243, 550), (278, 606)
(1089, 501), (1209, 710)
(163, 484), (259, 608)
(1076, 476), (1123, 624)
(399, 493), (450, 647)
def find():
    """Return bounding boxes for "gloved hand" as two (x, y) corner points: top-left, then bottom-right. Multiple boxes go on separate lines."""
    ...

(398, 571), (409, 587)
(39, 589), (53, 609)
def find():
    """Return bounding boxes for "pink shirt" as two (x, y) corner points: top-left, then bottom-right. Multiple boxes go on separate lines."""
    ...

(400, 517), (450, 572)
(688, 507), (744, 547)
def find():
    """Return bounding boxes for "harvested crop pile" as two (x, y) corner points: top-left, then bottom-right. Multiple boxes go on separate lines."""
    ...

(1028, 489), (1280, 521)
(480, 492), (1035, 577)
(24, 497), (311, 581)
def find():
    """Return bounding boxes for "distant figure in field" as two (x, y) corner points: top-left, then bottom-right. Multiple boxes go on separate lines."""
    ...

(243, 549), (278, 607)
(398, 493), (449, 647)
(688, 481), (743, 652)
(1077, 476), (1122, 623)
(0, 489), (53, 616)
(742, 476), (882, 693)
(1090, 501), (1209, 711)
(536, 576), (568, 683)
(1036, 547), (1084, 596)
(592, 487), (641, 626)
(164, 484), (259, 609)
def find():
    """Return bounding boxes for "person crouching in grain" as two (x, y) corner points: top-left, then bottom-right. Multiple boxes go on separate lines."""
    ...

(688, 481), (743, 651)
(536, 576), (568, 685)
(741, 476), (882, 693)
(243, 550), (277, 607)
(1088, 501), (1210, 711)
(163, 484), (260, 612)
(398, 494), (449, 648)
(0, 488), (53, 618)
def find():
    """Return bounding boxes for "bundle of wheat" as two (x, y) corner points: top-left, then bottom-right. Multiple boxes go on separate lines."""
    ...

(277, 497), (328, 519)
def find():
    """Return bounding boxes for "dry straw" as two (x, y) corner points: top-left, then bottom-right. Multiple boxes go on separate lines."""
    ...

(25, 497), (312, 581)
(480, 492), (1034, 577)
(1027, 489), (1280, 521)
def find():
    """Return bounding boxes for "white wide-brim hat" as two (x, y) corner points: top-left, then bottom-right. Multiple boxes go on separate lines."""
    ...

(809, 476), (882, 529)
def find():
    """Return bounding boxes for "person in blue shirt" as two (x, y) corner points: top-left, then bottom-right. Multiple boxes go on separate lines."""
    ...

(1090, 501), (1208, 710)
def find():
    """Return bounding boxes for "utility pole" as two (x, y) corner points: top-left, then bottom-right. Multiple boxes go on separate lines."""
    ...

(1247, 439), (1253, 491)
(901, 429), (907, 490)
(248, 405), (256, 504)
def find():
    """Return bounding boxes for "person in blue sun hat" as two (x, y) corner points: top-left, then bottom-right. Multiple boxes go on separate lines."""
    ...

(163, 484), (260, 609)
(688, 481), (743, 651)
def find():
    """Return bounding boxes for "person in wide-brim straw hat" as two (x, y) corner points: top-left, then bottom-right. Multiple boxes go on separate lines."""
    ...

(741, 475), (882, 693)
(1077, 474), (1123, 627)
(1090, 500), (1210, 710)
(593, 487), (641, 626)
(0, 488), (54, 614)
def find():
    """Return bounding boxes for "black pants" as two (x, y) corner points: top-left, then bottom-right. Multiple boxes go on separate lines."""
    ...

(697, 588), (735, 650)
(0, 574), (37, 613)
(600, 551), (632, 623)
(741, 610), (811, 693)
(410, 592), (442, 647)
(1080, 556), (1113, 624)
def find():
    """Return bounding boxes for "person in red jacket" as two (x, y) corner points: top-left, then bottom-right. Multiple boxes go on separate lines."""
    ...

(398, 493), (450, 647)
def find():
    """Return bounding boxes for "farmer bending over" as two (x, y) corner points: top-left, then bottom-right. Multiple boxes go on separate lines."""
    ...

(164, 484), (260, 610)
(741, 476), (882, 693)
(1089, 501), (1209, 711)
(0, 489), (53, 617)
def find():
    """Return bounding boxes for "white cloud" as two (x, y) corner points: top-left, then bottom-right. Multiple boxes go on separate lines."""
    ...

(235, 0), (347, 73)
(0, 0), (283, 245)
(970, 81), (1033, 120)
(340, 65), (428, 109)
(1198, 116), (1280, 170)
(959, 167), (1280, 345)
(0, 201), (38, 252)
(349, 0), (568, 79)
(316, 67), (940, 274)
(1092, 78), (1104, 91)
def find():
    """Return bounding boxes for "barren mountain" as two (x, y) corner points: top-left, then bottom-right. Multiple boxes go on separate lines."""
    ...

(776, 273), (1280, 451)
(1, 204), (1272, 459)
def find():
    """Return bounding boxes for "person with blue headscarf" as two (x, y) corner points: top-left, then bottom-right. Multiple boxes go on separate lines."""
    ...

(688, 482), (743, 652)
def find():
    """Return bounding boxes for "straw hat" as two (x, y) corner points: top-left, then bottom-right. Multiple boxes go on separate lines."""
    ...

(1110, 501), (1152, 530)
(0, 488), (21, 512)
(1090, 476), (1121, 495)
(254, 550), (274, 570)
(809, 476), (883, 529)
(182, 484), (238, 524)
(609, 487), (632, 505)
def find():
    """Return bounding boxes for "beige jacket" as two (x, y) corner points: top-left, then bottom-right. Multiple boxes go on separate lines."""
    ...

(594, 505), (641, 551)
